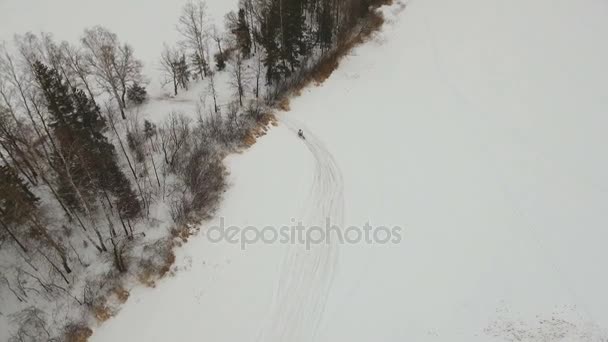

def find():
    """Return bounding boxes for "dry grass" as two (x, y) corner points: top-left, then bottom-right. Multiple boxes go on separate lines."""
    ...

(242, 113), (277, 148)
(64, 325), (93, 342)
(314, 7), (389, 84)
(273, 0), (392, 107)
(93, 305), (113, 322)
(137, 270), (157, 288)
(137, 237), (177, 287)
(170, 225), (194, 243)
(138, 249), (176, 288)
(158, 251), (176, 278)
(278, 98), (291, 111)
(113, 287), (130, 304)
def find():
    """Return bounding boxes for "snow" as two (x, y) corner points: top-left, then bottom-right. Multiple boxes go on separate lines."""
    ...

(90, 0), (608, 341)
(5, 0), (608, 340)
(0, 0), (241, 339)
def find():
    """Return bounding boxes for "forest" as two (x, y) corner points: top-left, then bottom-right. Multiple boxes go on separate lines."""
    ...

(0, 0), (389, 340)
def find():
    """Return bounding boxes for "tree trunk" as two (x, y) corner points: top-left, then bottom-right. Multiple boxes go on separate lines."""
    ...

(110, 238), (126, 273)
(39, 249), (70, 285)
(29, 217), (72, 274)
(107, 110), (147, 210)
(0, 218), (28, 253)
(0, 141), (37, 186)
(148, 139), (161, 188)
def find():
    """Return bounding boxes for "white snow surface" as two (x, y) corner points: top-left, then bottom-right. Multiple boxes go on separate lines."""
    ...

(4, 0), (608, 341)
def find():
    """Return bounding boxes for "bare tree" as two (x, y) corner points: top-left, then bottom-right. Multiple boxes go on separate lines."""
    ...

(60, 42), (96, 100)
(253, 53), (263, 98)
(207, 70), (219, 113)
(211, 24), (226, 61)
(159, 113), (191, 169)
(81, 26), (143, 119)
(9, 307), (50, 342)
(0, 45), (44, 184)
(115, 43), (143, 109)
(0, 217), (28, 253)
(14, 33), (75, 89)
(104, 104), (147, 212)
(228, 52), (248, 106)
(160, 44), (181, 96)
(177, 0), (210, 78)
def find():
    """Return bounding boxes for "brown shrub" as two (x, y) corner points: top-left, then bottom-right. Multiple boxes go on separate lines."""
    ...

(311, 9), (387, 85)
(278, 98), (290, 111)
(266, 4), (389, 107)
(242, 113), (276, 148)
(170, 225), (193, 243)
(137, 238), (176, 287)
(159, 250), (176, 278)
(311, 50), (342, 85)
(64, 324), (93, 342)
(137, 270), (157, 288)
(93, 305), (113, 322)
(113, 287), (130, 304)
(242, 132), (258, 147)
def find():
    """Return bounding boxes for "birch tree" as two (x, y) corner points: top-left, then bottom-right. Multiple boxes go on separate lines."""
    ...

(81, 26), (143, 120)
(177, 1), (210, 79)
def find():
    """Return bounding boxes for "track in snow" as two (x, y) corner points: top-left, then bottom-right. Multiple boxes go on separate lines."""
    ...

(258, 115), (345, 342)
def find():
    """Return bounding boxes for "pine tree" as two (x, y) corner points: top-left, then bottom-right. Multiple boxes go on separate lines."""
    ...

(318, 0), (334, 51)
(0, 164), (39, 225)
(32, 61), (141, 219)
(127, 82), (148, 105)
(0, 163), (72, 274)
(259, 1), (282, 83)
(215, 50), (227, 71)
(282, 0), (306, 71)
(191, 52), (209, 80)
(144, 120), (157, 139)
(234, 8), (252, 57)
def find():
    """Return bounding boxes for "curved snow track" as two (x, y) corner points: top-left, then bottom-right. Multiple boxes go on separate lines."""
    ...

(258, 115), (345, 342)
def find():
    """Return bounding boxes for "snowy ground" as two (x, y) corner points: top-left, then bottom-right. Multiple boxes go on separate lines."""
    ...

(0, 0), (239, 339)
(90, 0), (608, 341)
(5, 0), (608, 341)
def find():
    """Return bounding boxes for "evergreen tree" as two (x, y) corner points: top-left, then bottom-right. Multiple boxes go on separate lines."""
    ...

(215, 51), (227, 71)
(259, 1), (282, 83)
(191, 52), (209, 80)
(144, 120), (157, 139)
(0, 165), (39, 255)
(176, 54), (191, 91)
(126, 131), (145, 163)
(0, 164), (39, 225)
(234, 8), (252, 57)
(282, 0), (306, 71)
(127, 82), (148, 105)
(32, 61), (141, 219)
(0, 164), (71, 274)
(318, 0), (334, 51)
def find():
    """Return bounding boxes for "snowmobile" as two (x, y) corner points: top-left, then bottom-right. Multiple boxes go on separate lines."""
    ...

(298, 129), (305, 140)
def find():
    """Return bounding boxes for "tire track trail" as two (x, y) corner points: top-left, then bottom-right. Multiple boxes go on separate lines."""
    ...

(258, 115), (344, 342)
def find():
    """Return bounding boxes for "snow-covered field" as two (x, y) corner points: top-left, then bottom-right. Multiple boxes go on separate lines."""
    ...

(4, 0), (608, 341)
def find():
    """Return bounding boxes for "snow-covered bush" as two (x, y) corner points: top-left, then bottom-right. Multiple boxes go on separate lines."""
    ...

(127, 82), (148, 105)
